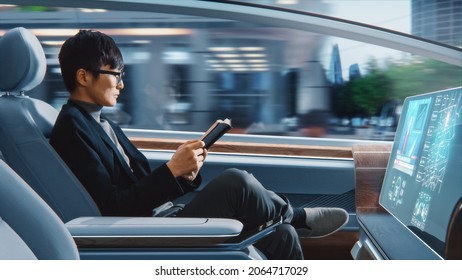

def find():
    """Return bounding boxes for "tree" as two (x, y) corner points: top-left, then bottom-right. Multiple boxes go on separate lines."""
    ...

(330, 58), (461, 118)
(385, 59), (462, 99)
(349, 68), (393, 116)
(331, 59), (393, 117)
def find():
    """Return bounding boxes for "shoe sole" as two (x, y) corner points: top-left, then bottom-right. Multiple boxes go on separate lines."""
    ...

(296, 214), (350, 239)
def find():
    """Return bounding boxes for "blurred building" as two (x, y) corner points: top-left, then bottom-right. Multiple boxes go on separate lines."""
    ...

(0, 0), (335, 133)
(328, 44), (343, 84)
(349, 63), (361, 80)
(412, 0), (462, 46)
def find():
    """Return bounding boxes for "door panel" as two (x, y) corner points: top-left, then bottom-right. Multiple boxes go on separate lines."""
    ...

(136, 133), (360, 259)
(143, 150), (355, 196)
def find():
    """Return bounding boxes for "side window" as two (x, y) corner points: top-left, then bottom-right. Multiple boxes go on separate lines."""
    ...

(1, 4), (460, 142)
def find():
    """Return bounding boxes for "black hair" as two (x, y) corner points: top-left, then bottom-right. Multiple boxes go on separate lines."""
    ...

(58, 29), (124, 93)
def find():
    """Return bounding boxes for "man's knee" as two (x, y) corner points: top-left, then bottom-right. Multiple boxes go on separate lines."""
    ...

(218, 168), (255, 190)
(221, 168), (249, 179)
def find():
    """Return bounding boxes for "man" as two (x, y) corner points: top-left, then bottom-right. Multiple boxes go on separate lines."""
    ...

(50, 30), (348, 260)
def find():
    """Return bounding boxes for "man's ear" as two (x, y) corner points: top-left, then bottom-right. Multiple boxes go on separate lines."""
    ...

(75, 68), (89, 87)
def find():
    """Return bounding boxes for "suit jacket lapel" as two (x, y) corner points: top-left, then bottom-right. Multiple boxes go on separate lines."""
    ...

(106, 118), (152, 175)
(97, 117), (138, 181)
(68, 100), (139, 182)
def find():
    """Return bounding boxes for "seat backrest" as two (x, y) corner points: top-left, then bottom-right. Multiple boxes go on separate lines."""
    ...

(0, 160), (79, 259)
(0, 27), (101, 222)
(0, 216), (37, 260)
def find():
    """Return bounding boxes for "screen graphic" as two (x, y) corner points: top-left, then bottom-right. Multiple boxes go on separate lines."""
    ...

(379, 87), (462, 257)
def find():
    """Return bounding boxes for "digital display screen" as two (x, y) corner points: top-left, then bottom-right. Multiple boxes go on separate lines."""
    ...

(379, 87), (462, 257)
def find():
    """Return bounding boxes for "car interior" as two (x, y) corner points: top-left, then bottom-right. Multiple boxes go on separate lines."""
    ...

(351, 87), (462, 260)
(0, 26), (281, 260)
(0, 0), (461, 261)
(0, 160), (79, 260)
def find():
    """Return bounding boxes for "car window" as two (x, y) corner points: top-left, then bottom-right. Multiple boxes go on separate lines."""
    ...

(0, 1), (460, 142)
(232, 0), (461, 47)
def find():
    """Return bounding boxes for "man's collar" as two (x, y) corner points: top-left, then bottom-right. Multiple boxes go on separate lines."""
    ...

(69, 99), (103, 122)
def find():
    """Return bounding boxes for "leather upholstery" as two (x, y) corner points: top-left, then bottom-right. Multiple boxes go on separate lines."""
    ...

(0, 217), (37, 260)
(0, 27), (46, 92)
(0, 160), (79, 259)
(0, 27), (101, 222)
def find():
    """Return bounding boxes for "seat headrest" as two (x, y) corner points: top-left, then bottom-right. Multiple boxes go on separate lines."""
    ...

(0, 27), (46, 93)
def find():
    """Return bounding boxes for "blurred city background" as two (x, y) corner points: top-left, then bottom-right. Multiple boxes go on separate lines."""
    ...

(0, 0), (461, 141)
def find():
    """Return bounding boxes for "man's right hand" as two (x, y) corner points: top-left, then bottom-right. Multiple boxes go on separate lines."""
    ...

(166, 139), (206, 181)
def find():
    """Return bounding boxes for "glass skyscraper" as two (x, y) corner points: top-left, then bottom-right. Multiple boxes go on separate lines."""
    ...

(412, 0), (462, 46)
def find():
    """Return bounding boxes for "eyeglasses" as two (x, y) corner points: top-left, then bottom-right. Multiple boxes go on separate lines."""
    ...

(93, 69), (125, 84)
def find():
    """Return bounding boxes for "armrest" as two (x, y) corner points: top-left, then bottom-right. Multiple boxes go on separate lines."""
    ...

(66, 217), (243, 248)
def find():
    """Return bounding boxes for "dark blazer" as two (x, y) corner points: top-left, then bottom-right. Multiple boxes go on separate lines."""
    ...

(50, 100), (198, 216)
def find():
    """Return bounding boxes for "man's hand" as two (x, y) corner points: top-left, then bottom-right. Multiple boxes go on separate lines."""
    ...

(166, 140), (207, 182)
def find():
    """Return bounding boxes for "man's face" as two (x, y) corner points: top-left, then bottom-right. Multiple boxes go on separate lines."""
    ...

(85, 64), (124, 107)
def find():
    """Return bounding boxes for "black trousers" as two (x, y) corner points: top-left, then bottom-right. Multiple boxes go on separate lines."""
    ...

(177, 168), (303, 260)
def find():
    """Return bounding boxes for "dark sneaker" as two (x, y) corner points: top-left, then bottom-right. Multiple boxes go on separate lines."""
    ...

(298, 207), (349, 238)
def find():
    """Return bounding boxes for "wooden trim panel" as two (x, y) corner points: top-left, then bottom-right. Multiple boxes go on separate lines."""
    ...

(130, 137), (353, 159)
(301, 231), (359, 260)
(352, 144), (392, 214)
